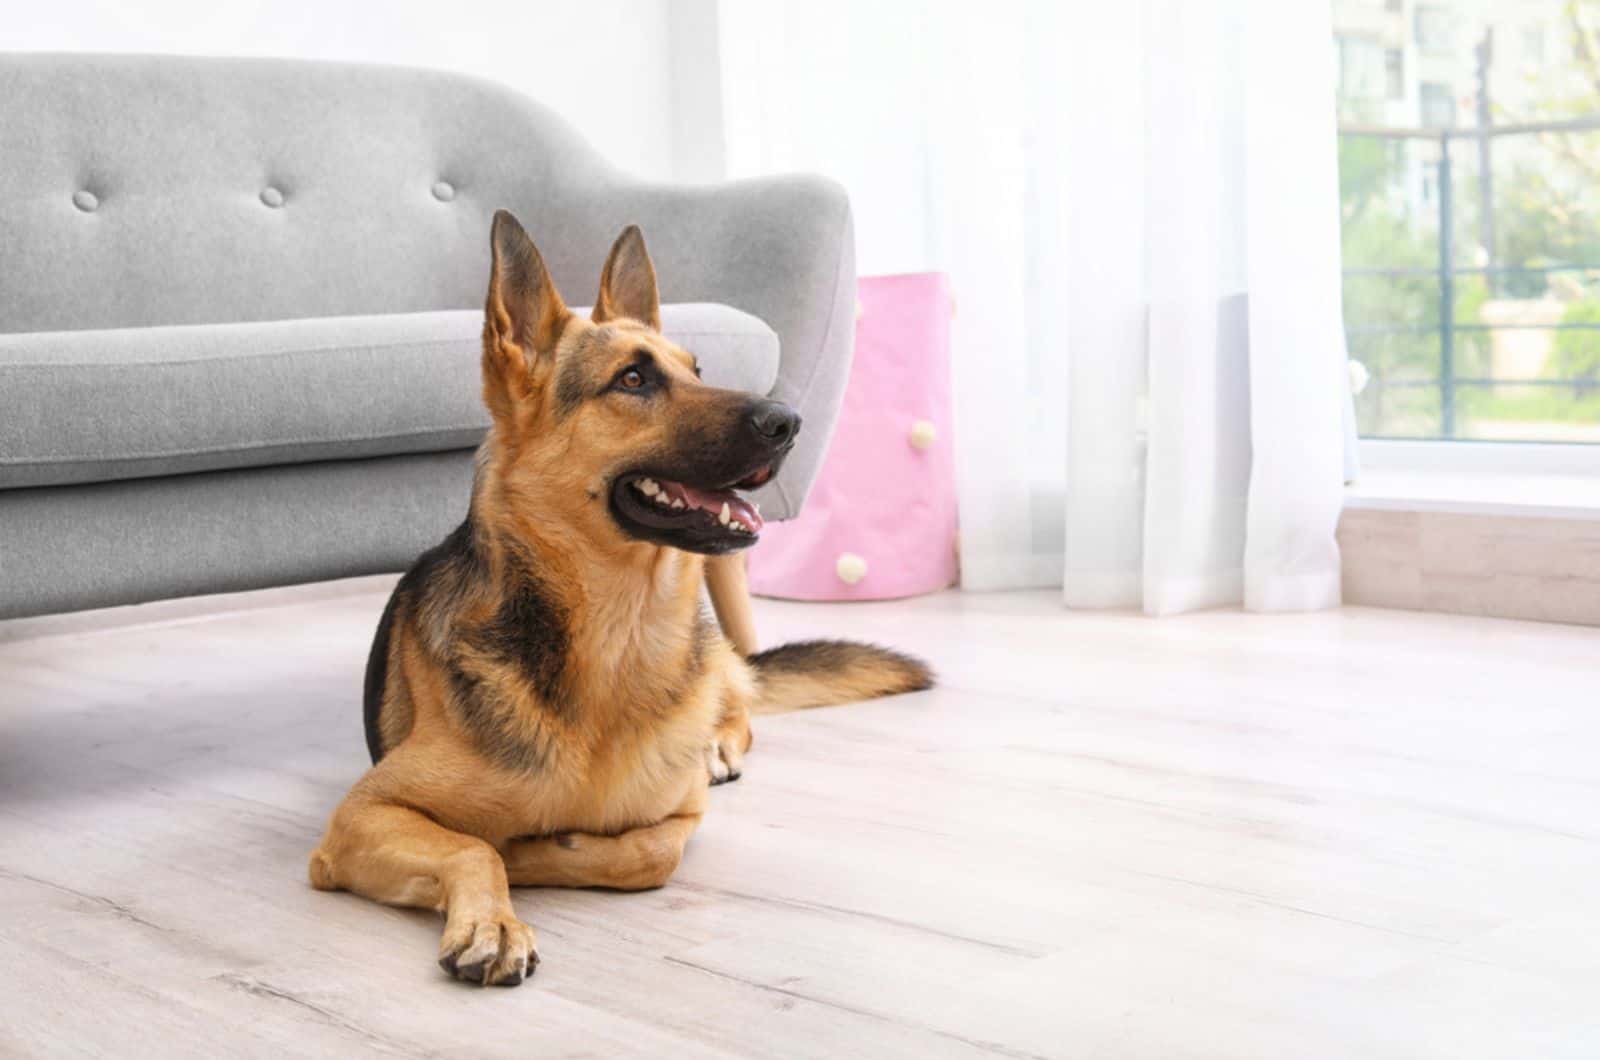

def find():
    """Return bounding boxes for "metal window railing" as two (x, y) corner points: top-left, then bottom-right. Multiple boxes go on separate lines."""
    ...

(1339, 115), (1600, 440)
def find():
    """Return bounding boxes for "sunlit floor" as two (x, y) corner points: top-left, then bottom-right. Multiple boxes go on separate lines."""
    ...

(2, 580), (1598, 1059)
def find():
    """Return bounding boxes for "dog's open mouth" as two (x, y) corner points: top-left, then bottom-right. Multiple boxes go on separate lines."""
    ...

(609, 464), (775, 554)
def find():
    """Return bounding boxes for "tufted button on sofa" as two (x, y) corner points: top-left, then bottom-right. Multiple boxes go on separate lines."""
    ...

(0, 54), (856, 620)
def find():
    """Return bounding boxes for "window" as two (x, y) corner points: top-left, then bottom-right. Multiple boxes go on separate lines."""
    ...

(1337, 36), (1386, 101)
(1336, 7), (1600, 453)
(1522, 25), (1544, 64)
(1415, 5), (1454, 53)
(1419, 82), (1455, 128)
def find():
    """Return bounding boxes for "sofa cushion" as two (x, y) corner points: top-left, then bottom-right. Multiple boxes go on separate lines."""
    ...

(0, 304), (780, 491)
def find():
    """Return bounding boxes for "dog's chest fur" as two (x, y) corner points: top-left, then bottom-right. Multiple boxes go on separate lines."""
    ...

(367, 522), (735, 842)
(439, 618), (731, 840)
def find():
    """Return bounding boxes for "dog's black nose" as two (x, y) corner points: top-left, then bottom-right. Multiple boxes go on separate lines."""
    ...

(748, 400), (801, 446)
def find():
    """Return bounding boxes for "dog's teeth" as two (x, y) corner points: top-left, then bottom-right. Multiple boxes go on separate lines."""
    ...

(655, 492), (672, 506)
(639, 479), (659, 496)
(671, 498), (685, 509)
(718, 503), (731, 526)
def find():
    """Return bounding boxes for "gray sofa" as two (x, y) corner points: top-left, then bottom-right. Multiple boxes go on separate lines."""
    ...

(0, 54), (856, 621)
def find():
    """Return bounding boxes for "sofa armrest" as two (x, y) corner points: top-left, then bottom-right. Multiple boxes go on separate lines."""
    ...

(551, 176), (856, 522)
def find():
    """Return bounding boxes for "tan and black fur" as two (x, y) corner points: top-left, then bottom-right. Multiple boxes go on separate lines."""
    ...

(309, 211), (930, 986)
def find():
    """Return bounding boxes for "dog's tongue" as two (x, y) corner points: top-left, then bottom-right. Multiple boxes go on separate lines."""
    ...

(678, 484), (764, 532)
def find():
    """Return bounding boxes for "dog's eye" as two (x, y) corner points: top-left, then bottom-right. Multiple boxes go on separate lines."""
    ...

(620, 368), (645, 390)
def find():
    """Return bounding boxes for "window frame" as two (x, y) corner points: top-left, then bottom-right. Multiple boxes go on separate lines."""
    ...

(1360, 438), (1600, 476)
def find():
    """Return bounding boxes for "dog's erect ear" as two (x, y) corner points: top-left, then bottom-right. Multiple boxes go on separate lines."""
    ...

(592, 225), (661, 331)
(484, 210), (570, 411)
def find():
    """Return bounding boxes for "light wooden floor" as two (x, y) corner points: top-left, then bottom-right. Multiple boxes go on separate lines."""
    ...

(2, 582), (1598, 1059)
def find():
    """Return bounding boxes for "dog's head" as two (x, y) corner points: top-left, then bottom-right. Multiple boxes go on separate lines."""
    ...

(478, 210), (798, 556)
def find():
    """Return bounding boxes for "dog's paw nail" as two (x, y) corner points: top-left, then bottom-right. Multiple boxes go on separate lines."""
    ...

(455, 959), (489, 984)
(438, 953), (460, 977)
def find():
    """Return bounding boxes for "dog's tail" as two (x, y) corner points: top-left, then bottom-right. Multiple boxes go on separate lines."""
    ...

(747, 640), (933, 713)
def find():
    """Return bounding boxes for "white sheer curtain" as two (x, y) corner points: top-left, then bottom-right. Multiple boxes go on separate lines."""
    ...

(708, 0), (1351, 614)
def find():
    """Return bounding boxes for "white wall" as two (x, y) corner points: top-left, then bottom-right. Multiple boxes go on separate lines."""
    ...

(9, 0), (678, 180)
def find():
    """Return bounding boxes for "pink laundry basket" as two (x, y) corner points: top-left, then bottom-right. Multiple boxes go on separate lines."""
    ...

(748, 272), (958, 601)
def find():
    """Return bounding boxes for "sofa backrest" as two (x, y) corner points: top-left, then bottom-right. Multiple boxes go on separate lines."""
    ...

(0, 53), (615, 333)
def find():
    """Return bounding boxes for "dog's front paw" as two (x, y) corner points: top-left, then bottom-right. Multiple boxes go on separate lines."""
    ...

(439, 909), (539, 987)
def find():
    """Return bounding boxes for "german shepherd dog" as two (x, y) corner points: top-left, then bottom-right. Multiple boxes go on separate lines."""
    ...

(309, 211), (931, 986)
